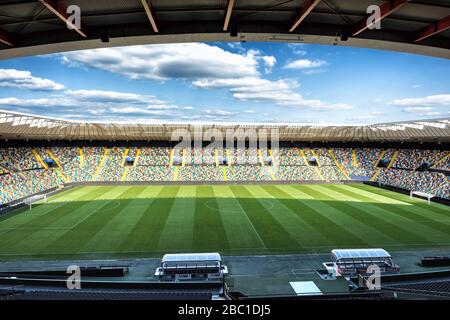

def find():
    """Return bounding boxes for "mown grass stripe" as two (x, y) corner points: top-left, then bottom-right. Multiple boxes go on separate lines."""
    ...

(80, 186), (154, 252)
(193, 186), (229, 252)
(124, 186), (179, 252)
(355, 184), (450, 216)
(212, 186), (266, 250)
(333, 185), (450, 236)
(1, 186), (126, 255)
(310, 185), (435, 246)
(345, 184), (450, 221)
(0, 186), (98, 226)
(0, 186), (107, 248)
(156, 186), (196, 251)
(35, 186), (140, 256)
(0, 184), (448, 260)
(229, 185), (301, 251)
(264, 185), (350, 247)
(248, 185), (324, 249)
(284, 185), (376, 248)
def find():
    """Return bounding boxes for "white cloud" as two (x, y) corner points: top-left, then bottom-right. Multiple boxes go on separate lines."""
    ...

(0, 69), (65, 91)
(204, 109), (237, 117)
(193, 77), (353, 111)
(262, 56), (276, 73)
(0, 89), (182, 119)
(57, 43), (351, 117)
(284, 59), (327, 69)
(301, 69), (326, 75)
(65, 89), (162, 104)
(287, 43), (307, 55)
(227, 42), (245, 52)
(0, 97), (74, 108)
(109, 107), (170, 116)
(60, 43), (260, 81)
(389, 94), (450, 107)
(401, 107), (442, 117)
(347, 115), (377, 122)
(403, 107), (433, 113)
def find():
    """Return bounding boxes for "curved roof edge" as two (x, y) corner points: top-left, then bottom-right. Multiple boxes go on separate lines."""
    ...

(0, 110), (449, 143)
(0, 33), (449, 62)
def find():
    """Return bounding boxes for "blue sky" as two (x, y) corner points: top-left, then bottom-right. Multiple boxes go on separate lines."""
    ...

(0, 42), (448, 124)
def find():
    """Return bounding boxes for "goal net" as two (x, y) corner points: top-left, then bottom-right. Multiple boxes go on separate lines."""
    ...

(410, 190), (435, 205)
(23, 194), (47, 210)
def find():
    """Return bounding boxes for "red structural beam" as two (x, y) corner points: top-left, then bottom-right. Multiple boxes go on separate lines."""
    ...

(39, 0), (87, 38)
(140, 0), (158, 33)
(289, 0), (321, 32)
(414, 15), (450, 42)
(223, 0), (234, 31)
(352, 0), (410, 36)
(0, 30), (13, 46)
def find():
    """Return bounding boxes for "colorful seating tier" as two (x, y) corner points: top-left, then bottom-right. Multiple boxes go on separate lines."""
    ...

(96, 147), (126, 182)
(279, 148), (305, 166)
(334, 148), (381, 177)
(0, 147), (41, 171)
(184, 148), (216, 166)
(0, 169), (63, 204)
(137, 147), (170, 166)
(377, 168), (449, 199)
(276, 166), (321, 181)
(126, 166), (174, 182)
(178, 166), (223, 181)
(436, 155), (450, 171)
(227, 165), (272, 181)
(392, 149), (445, 170)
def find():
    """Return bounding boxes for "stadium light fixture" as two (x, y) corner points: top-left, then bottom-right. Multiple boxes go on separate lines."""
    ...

(289, 0), (321, 32)
(352, 0), (410, 36)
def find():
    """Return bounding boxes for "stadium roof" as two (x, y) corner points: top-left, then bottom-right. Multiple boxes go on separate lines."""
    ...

(0, 109), (449, 143)
(0, 0), (449, 61)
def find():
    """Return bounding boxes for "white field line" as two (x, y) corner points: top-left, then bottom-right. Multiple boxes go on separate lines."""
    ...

(223, 195), (267, 249)
(67, 200), (122, 229)
(1, 242), (450, 257)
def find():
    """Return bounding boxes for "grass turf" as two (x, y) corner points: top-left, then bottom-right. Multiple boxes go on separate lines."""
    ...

(0, 184), (449, 260)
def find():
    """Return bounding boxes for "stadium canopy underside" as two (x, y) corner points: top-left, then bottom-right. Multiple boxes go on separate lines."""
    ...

(0, 110), (449, 143)
(0, 0), (449, 60)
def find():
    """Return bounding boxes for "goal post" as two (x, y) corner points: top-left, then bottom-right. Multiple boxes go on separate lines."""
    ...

(410, 190), (434, 205)
(23, 194), (47, 211)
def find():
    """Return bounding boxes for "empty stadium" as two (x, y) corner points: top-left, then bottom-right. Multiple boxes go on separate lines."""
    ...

(0, 0), (449, 302)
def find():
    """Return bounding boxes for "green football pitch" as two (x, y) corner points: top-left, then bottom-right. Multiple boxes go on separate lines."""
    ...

(0, 184), (449, 260)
